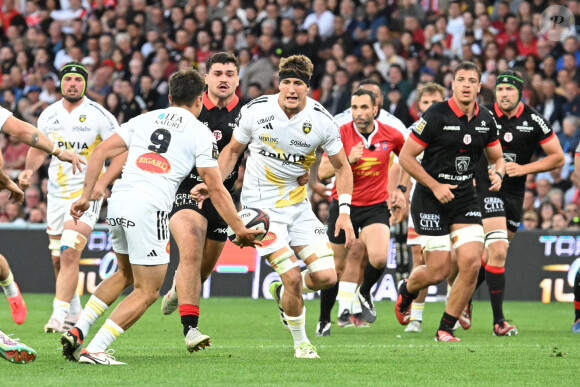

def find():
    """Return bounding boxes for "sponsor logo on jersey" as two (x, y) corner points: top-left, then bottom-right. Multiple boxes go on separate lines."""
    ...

(531, 113), (551, 134)
(259, 134), (279, 144)
(353, 158), (381, 176)
(504, 132), (513, 142)
(464, 211), (482, 217)
(443, 125), (460, 131)
(79, 114), (86, 122)
(52, 119), (60, 125)
(455, 156), (470, 174)
(212, 143), (219, 159)
(260, 231), (277, 247)
(419, 213), (441, 230)
(414, 117), (427, 134)
(463, 134), (471, 144)
(57, 141), (89, 150)
(213, 227), (228, 234)
(314, 227), (326, 235)
(235, 113), (241, 126)
(302, 120), (312, 134)
(106, 216), (135, 228)
(508, 219), (520, 228)
(213, 130), (222, 141)
(71, 125), (91, 132)
(175, 193), (197, 207)
(484, 197), (504, 212)
(262, 123), (273, 130)
(259, 149), (306, 164)
(382, 142), (388, 150)
(504, 153), (516, 162)
(290, 139), (310, 148)
(475, 122), (489, 132)
(256, 115), (274, 125)
(155, 113), (185, 132)
(438, 173), (473, 181)
(136, 152), (171, 174)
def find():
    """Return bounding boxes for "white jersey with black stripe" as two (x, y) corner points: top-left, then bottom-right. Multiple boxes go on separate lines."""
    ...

(235, 94), (343, 208)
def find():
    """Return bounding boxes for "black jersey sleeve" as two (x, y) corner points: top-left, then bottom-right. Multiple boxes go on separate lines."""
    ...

(409, 106), (441, 146)
(529, 107), (555, 144)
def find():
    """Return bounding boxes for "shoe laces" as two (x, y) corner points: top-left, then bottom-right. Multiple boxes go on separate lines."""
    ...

(103, 349), (118, 361)
(0, 332), (21, 346)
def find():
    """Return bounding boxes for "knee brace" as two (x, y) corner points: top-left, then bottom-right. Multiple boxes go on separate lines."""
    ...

(484, 229), (509, 248)
(269, 250), (299, 275)
(48, 238), (61, 257)
(297, 242), (335, 273)
(450, 225), (484, 249)
(60, 230), (88, 253)
(420, 234), (451, 252)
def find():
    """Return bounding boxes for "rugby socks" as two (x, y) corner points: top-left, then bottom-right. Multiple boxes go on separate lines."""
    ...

(337, 281), (357, 317)
(69, 292), (82, 316)
(485, 265), (506, 324)
(86, 318), (124, 353)
(439, 312), (458, 333)
(410, 302), (425, 322)
(399, 281), (418, 308)
(359, 262), (384, 296)
(0, 271), (18, 298)
(76, 295), (109, 338)
(285, 307), (309, 348)
(319, 283), (338, 322)
(52, 298), (70, 322)
(574, 269), (580, 321)
(179, 304), (200, 336)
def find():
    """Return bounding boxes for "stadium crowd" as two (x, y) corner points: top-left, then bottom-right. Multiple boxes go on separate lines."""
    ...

(0, 0), (579, 232)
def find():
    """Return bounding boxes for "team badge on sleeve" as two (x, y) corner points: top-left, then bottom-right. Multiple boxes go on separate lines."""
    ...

(212, 143), (219, 159)
(414, 118), (427, 134)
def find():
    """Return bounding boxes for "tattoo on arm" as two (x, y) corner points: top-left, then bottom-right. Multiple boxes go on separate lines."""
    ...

(31, 132), (39, 145)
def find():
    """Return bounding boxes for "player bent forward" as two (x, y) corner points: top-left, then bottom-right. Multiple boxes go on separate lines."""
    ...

(61, 68), (262, 365)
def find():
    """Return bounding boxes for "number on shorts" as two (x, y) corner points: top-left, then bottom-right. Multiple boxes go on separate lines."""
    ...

(148, 129), (171, 154)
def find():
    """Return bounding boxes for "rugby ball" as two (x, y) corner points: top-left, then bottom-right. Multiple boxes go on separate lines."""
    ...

(227, 208), (270, 242)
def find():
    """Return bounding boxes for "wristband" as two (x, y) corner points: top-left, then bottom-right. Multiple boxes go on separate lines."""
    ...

(338, 193), (352, 215)
(495, 171), (504, 181)
(57, 148), (64, 158)
(50, 143), (57, 155)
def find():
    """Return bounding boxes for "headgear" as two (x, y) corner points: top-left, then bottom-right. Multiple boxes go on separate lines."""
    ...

(496, 70), (523, 103)
(59, 62), (89, 96)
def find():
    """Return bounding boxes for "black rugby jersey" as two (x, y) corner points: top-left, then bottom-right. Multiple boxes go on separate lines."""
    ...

(475, 102), (554, 195)
(177, 91), (243, 194)
(409, 97), (499, 199)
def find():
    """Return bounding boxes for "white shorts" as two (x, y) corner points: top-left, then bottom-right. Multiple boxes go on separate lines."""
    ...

(254, 200), (329, 257)
(47, 195), (102, 235)
(106, 193), (170, 265)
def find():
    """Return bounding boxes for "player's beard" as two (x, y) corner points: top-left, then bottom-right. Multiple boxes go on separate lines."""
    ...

(63, 93), (83, 103)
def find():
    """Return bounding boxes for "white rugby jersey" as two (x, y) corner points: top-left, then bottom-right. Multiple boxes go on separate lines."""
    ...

(37, 98), (119, 199)
(0, 106), (12, 129)
(235, 94), (343, 208)
(112, 106), (218, 210)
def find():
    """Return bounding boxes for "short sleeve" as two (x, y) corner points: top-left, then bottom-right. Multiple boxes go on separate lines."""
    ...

(98, 105), (120, 140)
(321, 119), (343, 156)
(232, 106), (252, 144)
(0, 106), (13, 130)
(195, 126), (219, 168)
(530, 111), (555, 144)
(116, 122), (133, 147)
(410, 109), (439, 146)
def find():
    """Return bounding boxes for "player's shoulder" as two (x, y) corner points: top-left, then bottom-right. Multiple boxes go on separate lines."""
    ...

(334, 108), (352, 125)
(524, 104), (552, 132)
(244, 95), (271, 110)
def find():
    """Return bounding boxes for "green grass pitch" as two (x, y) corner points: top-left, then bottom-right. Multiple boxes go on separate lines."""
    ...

(1, 294), (578, 385)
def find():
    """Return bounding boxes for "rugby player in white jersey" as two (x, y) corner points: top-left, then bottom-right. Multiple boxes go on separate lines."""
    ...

(192, 55), (355, 359)
(19, 62), (126, 334)
(61, 68), (262, 365)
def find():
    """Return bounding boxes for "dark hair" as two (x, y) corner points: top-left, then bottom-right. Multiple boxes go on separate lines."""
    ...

(352, 88), (376, 106)
(169, 68), (204, 107)
(358, 78), (382, 89)
(453, 61), (482, 81)
(206, 52), (240, 74)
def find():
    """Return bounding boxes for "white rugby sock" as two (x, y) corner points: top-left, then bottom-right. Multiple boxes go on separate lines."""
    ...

(51, 298), (70, 322)
(410, 302), (425, 322)
(69, 292), (82, 315)
(76, 295), (109, 338)
(337, 281), (357, 317)
(285, 307), (309, 348)
(87, 318), (124, 353)
(0, 271), (18, 298)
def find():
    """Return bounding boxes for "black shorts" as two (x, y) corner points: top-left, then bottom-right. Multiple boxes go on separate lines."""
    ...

(327, 199), (390, 244)
(411, 186), (482, 236)
(478, 190), (524, 233)
(169, 192), (228, 242)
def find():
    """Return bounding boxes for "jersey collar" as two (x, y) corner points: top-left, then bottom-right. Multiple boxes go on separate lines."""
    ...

(202, 90), (239, 112)
(448, 96), (479, 118)
(494, 101), (524, 118)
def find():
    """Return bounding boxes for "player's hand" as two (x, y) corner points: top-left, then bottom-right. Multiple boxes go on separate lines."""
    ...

(56, 149), (86, 174)
(505, 162), (525, 177)
(297, 170), (309, 186)
(389, 189), (407, 211)
(17, 169), (33, 190)
(488, 169), (502, 192)
(4, 179), (24, 204)
(190, 183), (209, 209)
(70, 198), (90, 223)
(232, 228), (264, 248)
(335, 213), (355, 248)
(390, 205), (409, 224)
(309, 181), (329, 199)
(433, 183), (457, 204)
(90, 180), (107, 200)
(348, 142), (365, 164)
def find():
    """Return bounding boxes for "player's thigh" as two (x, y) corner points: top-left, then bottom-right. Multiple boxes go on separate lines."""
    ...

(360, 223), (390, 262)
(200, 238), (226, 280)
(169, 209), (208, 262)
(330, 242), (348, 275)
(132, 263), (168, 292)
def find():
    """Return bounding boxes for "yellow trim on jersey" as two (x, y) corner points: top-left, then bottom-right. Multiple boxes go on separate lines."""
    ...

(276, 185), (307, 208)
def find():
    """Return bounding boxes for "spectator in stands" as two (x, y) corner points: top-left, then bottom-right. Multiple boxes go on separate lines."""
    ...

(534, 178), (552, 208)
(303, 0), (334, 40)
(539, 201), (557, 230)
(558, 116), (580, 156)
(552, 213), (569, 230)
(522, 210), (540, 230)
(104, 92), (122, 124)
(354, 0), (387, 43)
(118, 79), (146, 122)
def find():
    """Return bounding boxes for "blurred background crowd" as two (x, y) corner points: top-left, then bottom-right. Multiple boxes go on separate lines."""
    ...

(1, 0), (580, 231)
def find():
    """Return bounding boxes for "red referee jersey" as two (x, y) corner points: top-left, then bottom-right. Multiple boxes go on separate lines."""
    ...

(329, 121), (405, 206)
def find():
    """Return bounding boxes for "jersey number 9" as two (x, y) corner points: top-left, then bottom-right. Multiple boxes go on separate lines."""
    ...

(148, 128), (172, 154)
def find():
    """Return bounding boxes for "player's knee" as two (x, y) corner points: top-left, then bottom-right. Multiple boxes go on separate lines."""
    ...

(60, 230), (88, 254)
(485, 230), (509, 262)
(49, 239), (61, 258)
(269, 250), (299, 276)
(429, 266), (450, 284)
(450, 225), (484, 250)
(283, 272), (302, 296)
(313, 269), (337, 289)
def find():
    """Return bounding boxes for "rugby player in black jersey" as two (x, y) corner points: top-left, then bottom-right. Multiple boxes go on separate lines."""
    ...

(471, 70), (564, 336)
(160, 53), (245, 352)
(396, 61), (506, 342)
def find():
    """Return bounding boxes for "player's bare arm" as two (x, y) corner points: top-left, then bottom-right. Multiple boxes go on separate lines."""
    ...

(327, 148), (355, 247)
(505, 136), (564, 177)
(400, 138), (457, 204)
(485, 142), (506, 191)
(90, 151), (129, 200)
(0, 153), (24, 204)
(70, 133), (128, 220)
(197, 165), (262, 248)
